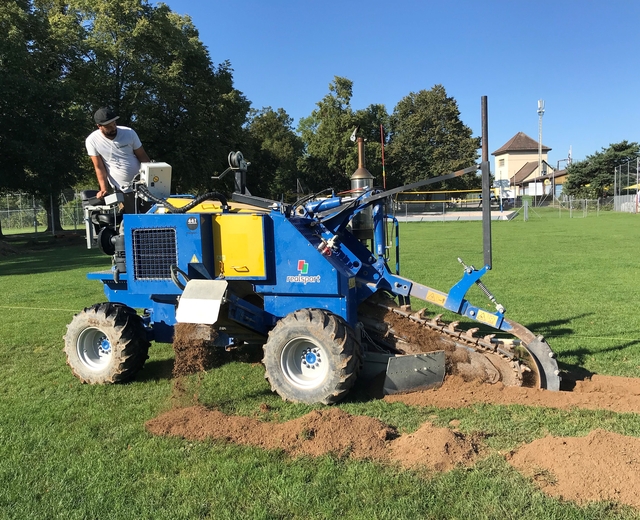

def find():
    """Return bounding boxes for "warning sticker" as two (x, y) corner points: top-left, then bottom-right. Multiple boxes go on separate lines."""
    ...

(426, 291), (446, 306)
(477, 310), (498, 327)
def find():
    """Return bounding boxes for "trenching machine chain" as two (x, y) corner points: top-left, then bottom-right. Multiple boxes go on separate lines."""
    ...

(360, 301), (531, 387)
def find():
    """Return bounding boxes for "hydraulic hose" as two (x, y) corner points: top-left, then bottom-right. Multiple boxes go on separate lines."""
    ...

(137, 185), (228, 213)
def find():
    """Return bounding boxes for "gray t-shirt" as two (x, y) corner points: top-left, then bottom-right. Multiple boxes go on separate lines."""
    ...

(85, 126), (143, 192)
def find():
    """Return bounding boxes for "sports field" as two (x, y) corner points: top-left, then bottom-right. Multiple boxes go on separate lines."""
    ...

(0, 210), (639, 519)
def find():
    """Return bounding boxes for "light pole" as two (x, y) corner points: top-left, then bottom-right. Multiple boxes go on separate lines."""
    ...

(635, 153), (640, 214)
(537, 100), (545, 207)
(636, 156), (639, 214)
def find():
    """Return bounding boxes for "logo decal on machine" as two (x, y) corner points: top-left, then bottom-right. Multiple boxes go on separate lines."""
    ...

(286, 260), (321, 284)
(186, 216), (198, 230)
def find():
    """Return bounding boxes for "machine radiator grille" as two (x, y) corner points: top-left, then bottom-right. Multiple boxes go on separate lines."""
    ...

(132, 227), (177, 280)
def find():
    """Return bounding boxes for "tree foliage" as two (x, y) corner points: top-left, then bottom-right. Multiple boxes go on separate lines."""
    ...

(0, 1), (510, 222)
(298, 77), (388, 193)
(0, 0), (251, 232)
(385, 85), (480, 190)
(563, 141), (640, 198)
(71, 0), (250, 192)
(0, 0), (89, 232)
(243, 107), (303, 200)
(0, 0), (87, 198)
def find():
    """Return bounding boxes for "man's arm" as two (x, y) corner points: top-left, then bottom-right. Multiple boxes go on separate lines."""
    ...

(133, 146), (151, 163)
(90, 155), (110, 198)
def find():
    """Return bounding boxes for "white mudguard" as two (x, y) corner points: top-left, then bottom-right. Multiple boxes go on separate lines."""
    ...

(175, 279), (228, 325)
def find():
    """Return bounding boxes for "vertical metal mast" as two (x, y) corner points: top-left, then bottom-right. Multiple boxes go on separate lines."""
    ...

(481, 96), (492, 269)
(537, 100), (545, 205)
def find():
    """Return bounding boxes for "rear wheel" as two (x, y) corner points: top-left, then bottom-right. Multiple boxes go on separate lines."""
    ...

(263, 309), (360, 404)
(64, 303), (150, 384)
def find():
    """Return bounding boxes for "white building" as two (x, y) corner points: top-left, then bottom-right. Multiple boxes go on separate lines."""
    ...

(492, 132), (553, 196)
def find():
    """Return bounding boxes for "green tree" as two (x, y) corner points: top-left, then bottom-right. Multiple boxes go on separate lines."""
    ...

(385, 84), (479, 190)
(72, 0), (250, 193)
(0, 0), (87, 233)
(354, 103), (389, 188)
(243, 107), (303, 200)
(563, 141), (640, 198)
(298, 77), (388, 193)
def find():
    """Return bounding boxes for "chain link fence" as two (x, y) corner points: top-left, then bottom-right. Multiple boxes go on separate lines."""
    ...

(1, 189), (635, 235)
(557, 197), (614, 217)
(614, 158), (639, 197)
(391, 193), (620, 219)
(0, 192), (84, 235)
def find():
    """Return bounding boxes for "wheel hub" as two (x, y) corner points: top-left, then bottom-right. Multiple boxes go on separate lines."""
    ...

(76, 327), (113, 371)
(98, 337), (111, 356)
(302, 349), (320, 368)
(281, 338), (329, 389)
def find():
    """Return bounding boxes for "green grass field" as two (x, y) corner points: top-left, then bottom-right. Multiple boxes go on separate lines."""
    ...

(1, 211), (639, 519)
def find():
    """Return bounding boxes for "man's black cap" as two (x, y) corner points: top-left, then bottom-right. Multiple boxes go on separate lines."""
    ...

(94, 107), (119, 125)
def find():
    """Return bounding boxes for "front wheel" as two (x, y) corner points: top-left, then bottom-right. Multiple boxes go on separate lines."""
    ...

(64, 303), (150, 384)
(263, 309), (361, 404)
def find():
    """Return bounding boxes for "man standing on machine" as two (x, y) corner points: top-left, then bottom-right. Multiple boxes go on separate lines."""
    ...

(86, 107), (151, 213)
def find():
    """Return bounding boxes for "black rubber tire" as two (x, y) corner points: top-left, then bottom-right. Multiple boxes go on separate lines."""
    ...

(64, 303), (150, 384)
(263, 308), (361, 404)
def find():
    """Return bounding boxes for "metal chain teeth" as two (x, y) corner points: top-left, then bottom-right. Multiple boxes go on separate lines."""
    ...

(372, 302), (527, 385)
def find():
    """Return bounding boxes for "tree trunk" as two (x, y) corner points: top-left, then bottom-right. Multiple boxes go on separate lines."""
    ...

(44, 193), (63, 233)
(0, 218), (4, 239)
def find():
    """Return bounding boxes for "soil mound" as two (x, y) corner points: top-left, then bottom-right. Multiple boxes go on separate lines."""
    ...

(384, 374), (640, 413)
(146, 406), (480, 469)
(146, 403), (640, 508)
(389, 422), (483, 471)
(508, 429), (640, 508)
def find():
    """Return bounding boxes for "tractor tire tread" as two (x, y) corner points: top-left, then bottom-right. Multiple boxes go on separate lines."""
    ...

(63, 303), (150, 384)
(263, 308), (361, 405)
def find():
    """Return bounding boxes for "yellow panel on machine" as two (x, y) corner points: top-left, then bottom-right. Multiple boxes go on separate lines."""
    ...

(212, 213), (267, 278)
(163, 198), (269, 214)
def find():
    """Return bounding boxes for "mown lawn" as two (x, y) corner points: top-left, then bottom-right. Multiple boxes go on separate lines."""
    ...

(0, 211), (639, 519)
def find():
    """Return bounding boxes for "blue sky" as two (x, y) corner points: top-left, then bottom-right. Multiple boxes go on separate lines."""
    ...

(159, 0), (639, 166)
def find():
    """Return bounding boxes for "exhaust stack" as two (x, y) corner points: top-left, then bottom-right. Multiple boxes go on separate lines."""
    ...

(350, 137), (374, 241)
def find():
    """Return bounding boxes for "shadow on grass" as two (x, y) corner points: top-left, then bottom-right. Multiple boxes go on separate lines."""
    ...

(136, 344), (264, 384)
(559, 338), (640, 376)
(447, 313), (591, 341)
(523, 314), (594, 338)
(137, 358), (175, 382)
(1, 233), (108, 275)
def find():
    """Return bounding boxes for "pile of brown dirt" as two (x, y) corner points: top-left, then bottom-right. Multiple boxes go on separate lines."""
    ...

(146, 406), (481, 469)
(389, 422), (483, 471)
(384, 374), (640, 413)
(147, 371), (640, 509)
(508, 429), (640, 508)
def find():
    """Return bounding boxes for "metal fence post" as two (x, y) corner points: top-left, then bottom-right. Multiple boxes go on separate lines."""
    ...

(570, 197), (573, 218)
(33, 196), (37, 234)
